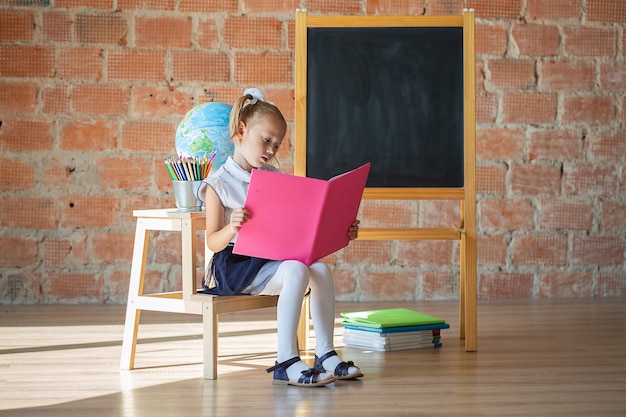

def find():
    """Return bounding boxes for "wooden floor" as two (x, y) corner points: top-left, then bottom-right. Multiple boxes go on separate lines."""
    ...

(1, 299), (625, 417)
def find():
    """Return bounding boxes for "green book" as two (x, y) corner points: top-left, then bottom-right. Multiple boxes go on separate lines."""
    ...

(340, 308), (446, 328)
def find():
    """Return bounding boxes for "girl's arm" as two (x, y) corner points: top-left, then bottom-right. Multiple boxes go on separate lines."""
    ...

(204, 186), (250, 253)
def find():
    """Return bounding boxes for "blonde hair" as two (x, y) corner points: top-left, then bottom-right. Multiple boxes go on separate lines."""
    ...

(228, 92), (287, 141)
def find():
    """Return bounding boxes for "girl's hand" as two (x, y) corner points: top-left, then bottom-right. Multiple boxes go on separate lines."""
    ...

(348, 219), (360, 240)
(229, 208), (250, 233)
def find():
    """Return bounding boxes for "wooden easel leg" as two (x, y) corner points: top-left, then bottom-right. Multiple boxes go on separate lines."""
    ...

(296, 295), (310, 352)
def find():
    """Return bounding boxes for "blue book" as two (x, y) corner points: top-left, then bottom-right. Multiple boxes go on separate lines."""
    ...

(343, 322), (450, 334)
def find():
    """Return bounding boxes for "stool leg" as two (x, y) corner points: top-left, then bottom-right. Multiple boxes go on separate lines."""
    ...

(120, 224), (150, 370)
(202, 300), (218, 379)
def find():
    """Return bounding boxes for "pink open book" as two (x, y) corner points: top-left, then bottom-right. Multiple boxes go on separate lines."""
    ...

(233, 163), (371, 265)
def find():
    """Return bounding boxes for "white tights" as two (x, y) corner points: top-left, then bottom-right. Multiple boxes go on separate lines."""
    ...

(259, 260), (336, 363)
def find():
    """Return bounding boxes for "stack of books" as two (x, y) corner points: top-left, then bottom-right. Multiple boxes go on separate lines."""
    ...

(341, 308), (450, 352)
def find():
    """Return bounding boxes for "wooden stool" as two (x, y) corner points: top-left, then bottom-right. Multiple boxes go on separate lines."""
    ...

(120, 208), (306, 379)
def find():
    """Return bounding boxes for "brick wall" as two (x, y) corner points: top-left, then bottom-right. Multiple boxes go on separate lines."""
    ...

(1, 0), (625, 304)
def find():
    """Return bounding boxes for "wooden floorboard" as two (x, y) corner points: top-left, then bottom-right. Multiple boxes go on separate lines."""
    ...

(1, 299), (625, 417)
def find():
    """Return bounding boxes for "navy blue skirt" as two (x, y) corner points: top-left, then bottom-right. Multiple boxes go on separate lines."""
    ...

(201, 244), (270, 296)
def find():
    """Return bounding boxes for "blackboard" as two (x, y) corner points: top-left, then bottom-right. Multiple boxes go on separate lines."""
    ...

(305, 26), (464, 188)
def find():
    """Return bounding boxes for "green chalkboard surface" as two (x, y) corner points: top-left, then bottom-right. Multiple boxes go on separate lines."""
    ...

(306, 26), (464, 188)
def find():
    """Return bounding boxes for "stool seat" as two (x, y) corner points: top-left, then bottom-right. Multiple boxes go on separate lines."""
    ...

(120, 208), (307, 379)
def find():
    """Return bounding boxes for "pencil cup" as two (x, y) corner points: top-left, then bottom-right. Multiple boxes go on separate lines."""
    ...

(172, 180), (203, 212)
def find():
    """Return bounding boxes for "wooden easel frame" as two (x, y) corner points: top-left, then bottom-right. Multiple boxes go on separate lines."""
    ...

(294, 10), (477, 351)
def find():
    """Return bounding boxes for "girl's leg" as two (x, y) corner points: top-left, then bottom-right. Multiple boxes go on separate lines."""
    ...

(260, 260), (332, 382)
(309, 261), (363, 378)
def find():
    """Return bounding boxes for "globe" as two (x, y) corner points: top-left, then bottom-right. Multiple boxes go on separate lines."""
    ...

(175, 102), (234, 172)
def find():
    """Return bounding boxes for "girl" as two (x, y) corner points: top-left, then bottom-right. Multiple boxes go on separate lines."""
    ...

(199, 88), (363, 387)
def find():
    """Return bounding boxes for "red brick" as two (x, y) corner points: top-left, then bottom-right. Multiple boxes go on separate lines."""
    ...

(43, 11), (71, 42)
(171, 51), (230, 82)
(563, 163), (618, 196)
(487, 59), (536, 90)
(360, 200), (415, 228)
(135, 16), (191, 48)
(152, 231), (184, 264)
(0, 118), (53, 151)
(538, 271), (593, 298)
(44, 272), (104, 304)
(586, 0), (626, 23)
(97, 157), (154, 190)
(476, 163), (506, 195)
(0, 45), (54, 78)
(600, 62), (626, 91)
(479, 198), (535, 231)
(597, 272), (626, 297)
(60, 119), (117, 151)
(264, 88), (295, 121)
(74, 13), (128, 46)
(501, 92), (557, 124)
(601, 201), (626, 232)
(43, 238), (70, 269)
(1, 273), (43, 304)
(366, 0), (425, 15)
(60, 195), (121, 228)
(42, 157), (71, 190)
(511, 162), (561, 196)
(475, 24), (507, 56)
(108, 49), (165, 81)
(0, 158), (35, 191)
(527, 0), (581, 21)
(58, 48), (103, 81)
(359, 270), (417, 301)
(197, 18), (219, 49)
(118, 0), (175, 10)
(539, 60), (595, 91)
(56, 0), (113, 6)
(478, 272), (534, 299)
(72, 83), (130, 115)
(572, 236), (625, 267)
(0, 82), (38, 114)
(539, 199), (593, 231)
(122, 194), (163, 227)
(476, 128), (525, 161)
(91, 232), (134, 264)
(512, 234), (567, 266)
(42, 84), (70, 114)
(397, 240), (455, 267)
(0, 197), (57, 229)
(528, 128), (584, 161)
(340, 240), (394, 265)
(121, 120), (177, 153)
(587, 130), (626, 162)
(234, 52), (292, 84)
(420, 200), (460, 228)
(0, 235), (38, 267)
(179, 0), (237, 12)
(331, 267), (358, 298)
(224, 17), (282, 49)
(562, 96), (616, 126)
(422, 271), (458, 299)
(477, 234), (507, 266)
(307, 0), (362, 14)
(429, 0), (464, 15)
(466, 0), (522, 19)
(0, 10), (34, 41)
(476, 91), (497, 123)
(564, 26), (617, 57)
(131, 86), (193, 118)
(511, 23), (560, 57)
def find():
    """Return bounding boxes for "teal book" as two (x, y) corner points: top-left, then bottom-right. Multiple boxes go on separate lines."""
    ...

(340, 308), (446, 329)
(343, 322), (450, 334)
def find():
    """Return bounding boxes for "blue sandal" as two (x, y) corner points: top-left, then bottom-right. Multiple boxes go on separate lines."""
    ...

(266, 356), (335, 387)
(314, 350), (364, 380)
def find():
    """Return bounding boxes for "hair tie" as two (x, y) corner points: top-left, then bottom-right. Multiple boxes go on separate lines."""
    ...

(243, 87), (265, 106)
